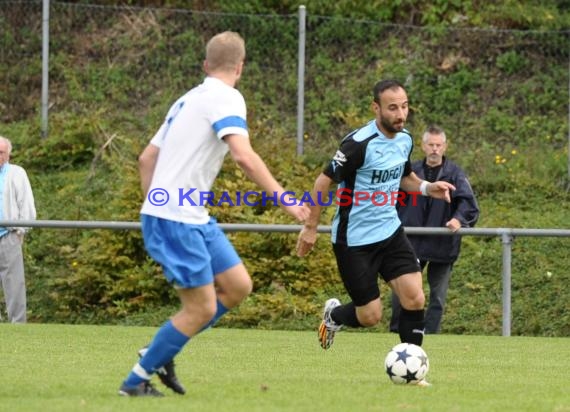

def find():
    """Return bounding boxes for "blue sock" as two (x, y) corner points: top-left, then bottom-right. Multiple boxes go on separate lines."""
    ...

(124, 320), (189, 387)
(200, 300), (229, 332)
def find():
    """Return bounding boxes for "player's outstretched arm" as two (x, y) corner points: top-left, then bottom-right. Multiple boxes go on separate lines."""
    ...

(426, 180), (456, 202)
(401, 172), (456, 203)
(225, 134), (309, 222)
(139, 143), (160, 197)
(296, 173), (333, 257)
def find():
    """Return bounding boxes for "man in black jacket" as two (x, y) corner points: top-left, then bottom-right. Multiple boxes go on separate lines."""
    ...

(390, 125), (479, 334)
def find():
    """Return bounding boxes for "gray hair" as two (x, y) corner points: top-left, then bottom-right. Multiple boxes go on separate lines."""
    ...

(422, 125), (446, 143)
(0, 136), (12, 154)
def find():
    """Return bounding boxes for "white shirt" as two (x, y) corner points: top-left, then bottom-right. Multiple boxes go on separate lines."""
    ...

(141, 77), (248, 224)
(1, 163), (36, 234)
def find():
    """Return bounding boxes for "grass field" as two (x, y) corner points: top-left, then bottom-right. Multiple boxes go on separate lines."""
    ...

(0, 323), (568, 412)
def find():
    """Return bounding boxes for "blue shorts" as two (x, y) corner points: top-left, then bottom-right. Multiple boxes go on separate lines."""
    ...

(141, 214), (241, 288)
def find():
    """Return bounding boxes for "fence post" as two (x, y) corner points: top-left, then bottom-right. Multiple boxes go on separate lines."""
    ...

(296, 5), (306, 156)
(41, 0), (50, 139)
(567, 52), (569, 190)
(501, 231), (513, 336)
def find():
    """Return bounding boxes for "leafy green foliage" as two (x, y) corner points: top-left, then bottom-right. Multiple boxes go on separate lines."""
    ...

(0, 2), (569, 335)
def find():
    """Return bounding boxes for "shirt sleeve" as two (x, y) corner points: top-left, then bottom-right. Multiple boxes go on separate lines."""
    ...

(403, 135), (414, 176)
(11, 167), (36, 233)
(403, 158), (412, 176)
(452, 170), (480, 227)
(207, 89), (249, 140)
(149, 123), (167, 148)
(323, 136), (365, 183)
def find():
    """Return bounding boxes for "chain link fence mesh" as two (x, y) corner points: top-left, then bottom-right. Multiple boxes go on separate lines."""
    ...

(1, 1), (569, 172)
(1, 1), (569, 334)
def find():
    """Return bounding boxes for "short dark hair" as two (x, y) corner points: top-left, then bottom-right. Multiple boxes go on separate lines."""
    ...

(373, 79), (406, 103)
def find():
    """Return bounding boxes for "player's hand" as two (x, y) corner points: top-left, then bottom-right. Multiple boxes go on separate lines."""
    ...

(282, 203), (310, 223)
(427, 181), (455, 203)
(445, 218), (461, 232)
(296, 226), (317, 257)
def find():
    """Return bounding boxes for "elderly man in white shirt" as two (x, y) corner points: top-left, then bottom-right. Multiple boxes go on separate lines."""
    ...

(0, 136), (36, 323)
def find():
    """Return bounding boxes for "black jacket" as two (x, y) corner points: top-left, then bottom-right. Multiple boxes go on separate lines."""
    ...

(398, 157), (479, 263)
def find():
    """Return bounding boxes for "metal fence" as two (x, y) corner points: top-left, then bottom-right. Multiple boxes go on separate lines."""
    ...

(2, 219), (570, 337)
(1, 1), (569, 180)
(0, 2), (569, 334)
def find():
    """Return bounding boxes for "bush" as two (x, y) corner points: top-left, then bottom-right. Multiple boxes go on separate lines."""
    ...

(1, 2), (568, 335)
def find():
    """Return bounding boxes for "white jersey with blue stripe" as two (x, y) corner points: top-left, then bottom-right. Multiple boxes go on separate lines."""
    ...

(324, 120), (413, 246)
(141, 76), (248, 224)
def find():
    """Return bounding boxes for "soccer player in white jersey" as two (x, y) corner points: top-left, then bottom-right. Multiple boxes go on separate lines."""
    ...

(119, 31), (309, 397)
(297, 80), (454, 385)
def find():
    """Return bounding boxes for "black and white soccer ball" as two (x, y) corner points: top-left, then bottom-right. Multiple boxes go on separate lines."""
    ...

(384, 343), (429, 384)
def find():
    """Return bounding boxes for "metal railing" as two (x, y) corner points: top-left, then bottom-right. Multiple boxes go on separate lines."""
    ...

(2, 219), (569, 336)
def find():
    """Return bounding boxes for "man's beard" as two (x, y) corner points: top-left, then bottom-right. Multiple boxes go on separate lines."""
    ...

(380, 117), (404, 134)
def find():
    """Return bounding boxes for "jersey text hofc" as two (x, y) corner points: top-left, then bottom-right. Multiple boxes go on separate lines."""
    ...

(324, 120), (413, 246)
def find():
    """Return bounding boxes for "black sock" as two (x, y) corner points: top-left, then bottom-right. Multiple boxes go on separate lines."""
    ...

(398, 308), (425, 346)
(331, 302), (362, 328)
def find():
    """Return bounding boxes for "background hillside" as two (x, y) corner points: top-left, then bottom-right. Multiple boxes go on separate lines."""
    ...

(0, 0), (568, 336)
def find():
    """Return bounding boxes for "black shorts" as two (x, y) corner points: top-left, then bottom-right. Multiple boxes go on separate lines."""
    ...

(332, 226), (421, 306)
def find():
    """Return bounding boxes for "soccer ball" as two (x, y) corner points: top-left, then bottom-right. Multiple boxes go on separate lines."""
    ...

(384, 343), (429, 384)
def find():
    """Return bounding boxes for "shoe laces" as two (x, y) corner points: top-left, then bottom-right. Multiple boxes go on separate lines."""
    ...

(324, 313), (342, 332)
(156, 360), (175, 377)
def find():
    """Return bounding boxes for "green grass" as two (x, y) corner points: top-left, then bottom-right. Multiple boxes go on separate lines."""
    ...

(0, 324), (568, 412)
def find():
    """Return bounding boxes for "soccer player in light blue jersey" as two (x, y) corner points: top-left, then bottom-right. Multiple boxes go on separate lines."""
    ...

(118, 31), (309, 397)
(297, 80), (455, 386)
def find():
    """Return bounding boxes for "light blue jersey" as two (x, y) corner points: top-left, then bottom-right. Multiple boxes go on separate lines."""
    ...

(324, 120), (413, 246)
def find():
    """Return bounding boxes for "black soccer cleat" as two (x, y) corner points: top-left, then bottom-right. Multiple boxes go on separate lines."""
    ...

(138, 346), (186, 395)
(156, 359), (186, 394)
(118, 381), (164, 397)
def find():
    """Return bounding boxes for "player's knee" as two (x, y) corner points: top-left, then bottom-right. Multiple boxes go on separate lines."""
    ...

(181, 301), (217, 325)
(357, 309), (382, 327)
(242, 276), (254, 297)
(201, 306), (218, 325)
(399, 290), (425, 310)
(407, 292), (425, 310)
(235, 277), (253, 301)
(224, 277), (253, 307)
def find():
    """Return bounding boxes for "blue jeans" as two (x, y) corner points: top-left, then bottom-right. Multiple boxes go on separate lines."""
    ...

(390, 260), (454, 334)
